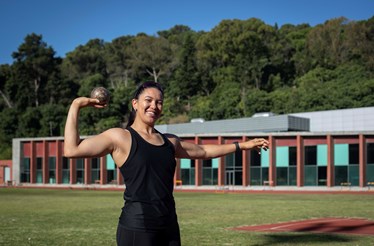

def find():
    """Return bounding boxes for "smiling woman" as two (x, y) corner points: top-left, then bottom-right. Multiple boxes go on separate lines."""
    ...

(63, 81), (269, 246)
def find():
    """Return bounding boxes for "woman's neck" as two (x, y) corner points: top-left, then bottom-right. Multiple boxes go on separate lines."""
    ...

(130, 121), (155, 135)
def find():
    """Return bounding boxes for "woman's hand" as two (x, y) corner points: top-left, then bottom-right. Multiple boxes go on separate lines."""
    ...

(241, 138), (269, 152)
(72, 97), (108, 109)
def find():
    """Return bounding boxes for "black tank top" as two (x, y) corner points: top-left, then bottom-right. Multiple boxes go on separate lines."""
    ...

(118, 127), (177, 232)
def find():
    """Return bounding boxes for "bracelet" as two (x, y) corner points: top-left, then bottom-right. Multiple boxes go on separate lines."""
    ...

(233, 141), (240, 152)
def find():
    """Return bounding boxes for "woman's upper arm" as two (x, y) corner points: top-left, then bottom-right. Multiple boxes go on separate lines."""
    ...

(64, 128), (120, 158)
(166, 134), (205, 159)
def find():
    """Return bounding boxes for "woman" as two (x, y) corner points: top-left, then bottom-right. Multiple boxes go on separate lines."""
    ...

(64, 81), (269, 246)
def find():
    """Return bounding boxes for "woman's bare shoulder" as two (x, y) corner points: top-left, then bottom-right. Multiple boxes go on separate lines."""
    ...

(104, 128), (131, 140)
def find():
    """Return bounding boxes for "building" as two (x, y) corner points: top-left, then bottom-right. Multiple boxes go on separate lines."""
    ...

(9, 107), (374, 190)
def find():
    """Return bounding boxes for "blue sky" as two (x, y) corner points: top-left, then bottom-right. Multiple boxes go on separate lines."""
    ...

(1, 0), (373, 65)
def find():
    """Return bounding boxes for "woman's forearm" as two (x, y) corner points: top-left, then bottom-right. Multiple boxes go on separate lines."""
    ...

(64, 100), (81, 157)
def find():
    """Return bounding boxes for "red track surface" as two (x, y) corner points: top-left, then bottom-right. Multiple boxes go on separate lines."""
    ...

(232, 218), (374, 236)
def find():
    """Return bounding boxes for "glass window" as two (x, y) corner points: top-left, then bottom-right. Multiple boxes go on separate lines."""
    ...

(261, 149), (269, 167)
(76, 158), (84, 184)
(106, 154), (115, 170)
(62, 157), (69, 169)
(276, 147), (289, 167)
(349, 144), (359, 165)
(251, 150), (261, 167)
(202, 159), (218, 185)
(21, 158), (30, 183)
(289, 147), (297, 166)
(36, 157), (43, 183)
(91, 158), (100, 183)
(276, 167), (288, 186)
(305, 146), (317, 165)
(202, 159), (212, 168)
(250, 167), (261, 185)
(304, 166), (317, 186)
(262, 168), (269, 183)
(367, 165), (374, 183)
(349, 165), (359, 186)
(335, 166), (348, 186)
(318, 166), (327, 186)
(289, 166), (297, 185)
(225, 154), (234, 169)
(334, 144), (349, 165)
(181, 168), (195, 185)
(368, 143), (374, 164)
(62, 157), (69, 184)
(49, 157), (56, 184)
(317, 145), (328, 166)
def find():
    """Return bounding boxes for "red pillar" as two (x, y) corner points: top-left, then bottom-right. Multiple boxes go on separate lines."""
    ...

(195, 136), (202, 186)
(174, 158), (181, 185)
(56, 140), (63, 184)
(327, 135), (334, 187)
(218, 136), (225, 186)
(42, 140), (49, 184)
(30, 141), (36, 183)
(268, 135), (276, 187)
(100, 156), (107, 185)
(297, 135), (304, 187)
(242, 136), (249, 187)
(359, 134), (366, 187)
(117, 166), (124, 185)
(84, 158), (91, 184)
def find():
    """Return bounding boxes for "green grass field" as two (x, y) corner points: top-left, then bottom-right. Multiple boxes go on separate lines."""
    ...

(0, 188), (373, 246)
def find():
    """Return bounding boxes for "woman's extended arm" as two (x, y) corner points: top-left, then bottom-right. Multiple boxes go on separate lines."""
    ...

(170, 135), (269, 160)
(63, 97), (115, 158)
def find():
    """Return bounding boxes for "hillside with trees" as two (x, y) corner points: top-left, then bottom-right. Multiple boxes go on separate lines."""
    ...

(0, 16), (373, 159)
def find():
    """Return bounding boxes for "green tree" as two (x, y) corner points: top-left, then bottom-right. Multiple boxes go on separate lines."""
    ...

(127, 35), (177, 83)
(12, 33), (58, 107)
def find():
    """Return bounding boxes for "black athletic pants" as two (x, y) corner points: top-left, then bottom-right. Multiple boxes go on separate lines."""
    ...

(116, 223), (181, 246)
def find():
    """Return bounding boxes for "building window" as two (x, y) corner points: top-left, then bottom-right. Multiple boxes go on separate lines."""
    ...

(180, 159), (195, 185)
(334, 143), (359, 186)
(21, 157), (30, 183)
(225, 152), (242, 185)
(250, 149), (269, 185)
(304, 145), (327, 186)
(202, 159), (218, 185)
(367, 143), (374, 183)
(36, 157), (43, 183)
(275, 146), (296, 186)
(76, 158), (84, 184)
(49, 157), (56, 184)
(106, 154), (117, 184)
(91, 158), (100, 184)
(62, 157), (70, 184)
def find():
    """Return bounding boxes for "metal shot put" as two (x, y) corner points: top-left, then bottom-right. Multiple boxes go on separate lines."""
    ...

(90, 87), (110, 104)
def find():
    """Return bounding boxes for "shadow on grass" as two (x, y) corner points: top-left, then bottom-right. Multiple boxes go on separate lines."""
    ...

(253, 233), (353, 246)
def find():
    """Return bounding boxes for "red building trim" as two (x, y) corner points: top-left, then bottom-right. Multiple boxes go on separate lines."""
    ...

(359, 134), (366, 187)
(242, 136), (249, 187)
(297, 135), (304, 187)
(327, 135), (334, 187)
(269, 135), (276, 186)
(218, 136), (225, 186)
(42, 140), (49, 184)
(100, 156), (106, 185)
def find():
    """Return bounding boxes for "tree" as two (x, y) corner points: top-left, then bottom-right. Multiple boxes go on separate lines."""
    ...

(127, 35), (177, 82)
(105, 36), (133, 88)
(61, 39), (108, 82)
(0, 65), (13, 109)
(12, 33), (58, 107)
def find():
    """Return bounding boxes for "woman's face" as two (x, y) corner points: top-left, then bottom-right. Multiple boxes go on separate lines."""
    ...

(132, 87), (163, 125)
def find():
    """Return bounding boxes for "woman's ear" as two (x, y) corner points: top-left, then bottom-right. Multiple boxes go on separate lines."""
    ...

(131, 98), (137, 112)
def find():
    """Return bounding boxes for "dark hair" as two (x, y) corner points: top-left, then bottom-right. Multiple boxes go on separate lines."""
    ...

(126, 81), (164, 128)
